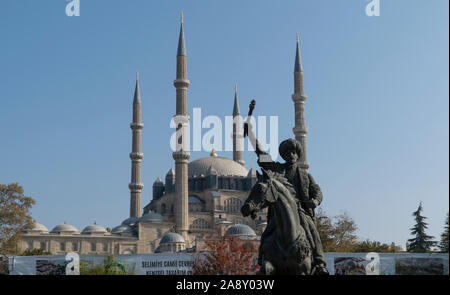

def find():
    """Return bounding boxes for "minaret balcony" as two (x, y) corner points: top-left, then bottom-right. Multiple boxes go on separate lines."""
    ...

(173, 151), (190, 161)
(173, 79), (190, 88)
(293, 126), (308, 135)
(129, 152), (144, 160)
(291, 93), (307, 102)
(129, 182), (144, 191)
(130, 122), (144, 130)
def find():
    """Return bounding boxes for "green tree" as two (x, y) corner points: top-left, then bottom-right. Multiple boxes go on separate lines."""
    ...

(316, 209), (358, 252)
(0, 183), (35, 256)
(352, 239), (396, 253)
(438, 212), (449, 253)
(407, 202), (436, 253)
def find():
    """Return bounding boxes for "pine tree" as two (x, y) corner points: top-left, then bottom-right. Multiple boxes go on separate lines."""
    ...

(438, 212), (449, 253)
(407, 202), (436, 253)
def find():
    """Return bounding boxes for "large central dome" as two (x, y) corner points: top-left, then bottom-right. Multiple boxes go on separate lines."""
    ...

(188, 156), (248, 177)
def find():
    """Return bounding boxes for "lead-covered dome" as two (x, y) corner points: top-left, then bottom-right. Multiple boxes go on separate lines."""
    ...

(121, 217), (139, 226)
(25, 222), (49, 233)
(111, 224), (133, 234)
(82, 224), (107, 234)
(188, 156), (248, 177)
(51, 223), (79, 234)
(225, 224), (257, 237)
(160, 232), (186, 244)
(140, 211), (164, 222)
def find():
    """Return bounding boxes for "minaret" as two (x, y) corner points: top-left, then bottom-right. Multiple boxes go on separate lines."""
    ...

(232, 84), (244, 166)
(172, 13), (190, 239)
(292, 33), (309, 169)
(129, 72), (144, 217)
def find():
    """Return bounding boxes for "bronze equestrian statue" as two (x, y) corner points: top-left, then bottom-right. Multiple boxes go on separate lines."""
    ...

(241, 100), (328, 275)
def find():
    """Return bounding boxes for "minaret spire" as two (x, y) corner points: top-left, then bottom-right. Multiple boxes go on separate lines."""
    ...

(177, 12), (186, 57)
(173, 14), (190, 241)
(292, 33), (309, 169)
(129, 73), (144, 217)
(232, 84), (244, 166)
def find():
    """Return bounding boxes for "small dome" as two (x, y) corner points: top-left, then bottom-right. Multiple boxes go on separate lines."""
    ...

(166, 168), (175, 177)
(26, 222), (49, 233)
(82, 224), (107, 234)
(140, 211), (164, 222)
(121, 217), (139, 226)
(160, 232), (186, 244)
(51, 223), (79, 234)
(225, 224), (257, 237)
(111, 225), (133, 234)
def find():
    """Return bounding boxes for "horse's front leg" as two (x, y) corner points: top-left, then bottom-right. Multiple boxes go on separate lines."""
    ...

(258, 260), (275, 275)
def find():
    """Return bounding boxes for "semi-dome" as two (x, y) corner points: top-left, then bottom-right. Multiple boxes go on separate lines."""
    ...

(160, 232), (186, 244)
(82, 224), (107, 234)
(188, 156), (248, 177)
(121, 217), (139, 226)
(111, 224), (133, 234)
(188, 195), (204, 204)
(225, 224), (257, 237)
(51, 223), (79, 234)
(140, 211), (164, 222)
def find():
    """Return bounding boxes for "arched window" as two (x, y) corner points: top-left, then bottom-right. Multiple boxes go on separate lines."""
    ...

(91, 242), (96, 252)
(161, 203), (166, 214)
(60, 242), (66, 251)
(224, 198), (242, 213)
(103, 243), (108, 252)
(27, 241), (33, 250)
(40, 242), (46, 250)
(72, 242), (78, 251)
(190, 218), (209, 230)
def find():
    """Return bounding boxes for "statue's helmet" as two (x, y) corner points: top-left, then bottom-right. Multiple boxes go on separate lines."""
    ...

(278, 138), (302, 161)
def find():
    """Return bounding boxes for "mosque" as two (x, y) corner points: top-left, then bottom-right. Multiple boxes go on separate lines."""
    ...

(20, 15), (310, 255)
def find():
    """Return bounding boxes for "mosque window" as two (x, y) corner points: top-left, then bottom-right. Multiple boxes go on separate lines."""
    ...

(171, 204), (174, 214)
(161, 204), (166, 214)
(224, 198), (242, 213)
(103, 243), (108, 252)
(91, 242), (96, 252)
(60, 242), (66, 251)
(72, 242), (78, 251)
(27, 241), (33, 250)
(190, 218), (209, 230)
(40, 242), (46, 250)
(157, 229), (162, 238)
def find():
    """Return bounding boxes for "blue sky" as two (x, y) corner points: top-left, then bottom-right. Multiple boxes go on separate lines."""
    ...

(0, 0), (448, 247)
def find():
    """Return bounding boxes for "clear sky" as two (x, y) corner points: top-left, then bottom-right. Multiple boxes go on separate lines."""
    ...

(0, 0), (448, 247)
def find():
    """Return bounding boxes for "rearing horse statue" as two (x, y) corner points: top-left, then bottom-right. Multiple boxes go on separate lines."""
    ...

(241, 169), (313, 275)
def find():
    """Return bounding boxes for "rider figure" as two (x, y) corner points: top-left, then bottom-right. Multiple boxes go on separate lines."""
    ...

(254, 138), (329, 275)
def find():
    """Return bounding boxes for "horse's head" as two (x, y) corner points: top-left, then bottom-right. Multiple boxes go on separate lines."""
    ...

(241, 168), (288, 219)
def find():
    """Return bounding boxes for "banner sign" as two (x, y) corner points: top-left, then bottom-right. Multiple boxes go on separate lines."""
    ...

(9, 252), (449, 275)
(9, 253), (194, 275)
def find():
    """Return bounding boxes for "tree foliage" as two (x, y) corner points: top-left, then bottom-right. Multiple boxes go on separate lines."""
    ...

(407, 202), (436, 253)
(193, 237), (259, 275)
(316, 209), (358, 252)
(0, 183), (35, 256)
(438, 212), (449, 253)
(352, 239), (397, 253)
